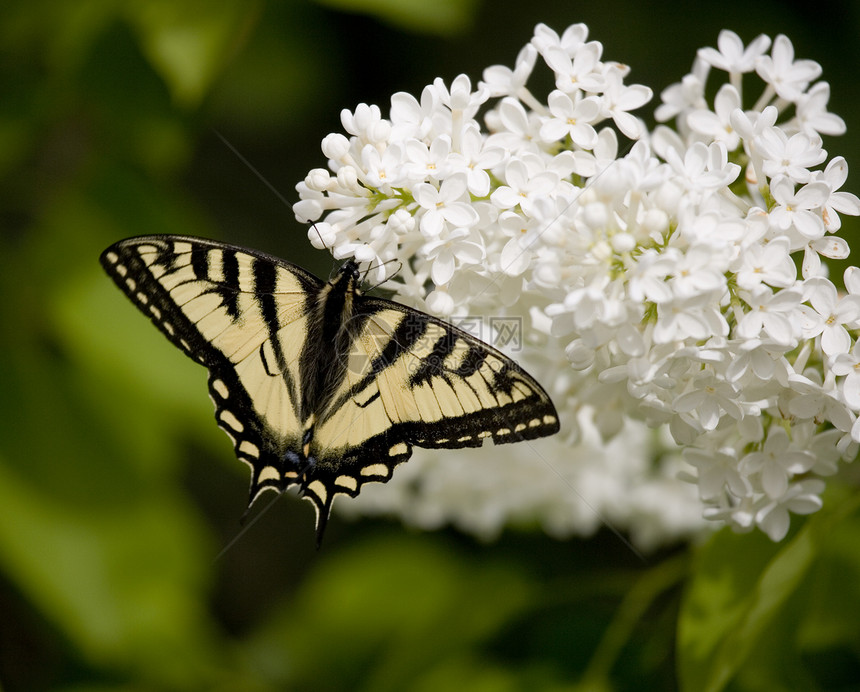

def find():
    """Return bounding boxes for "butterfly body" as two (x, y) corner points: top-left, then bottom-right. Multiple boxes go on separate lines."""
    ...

(101, 236), (559, 544)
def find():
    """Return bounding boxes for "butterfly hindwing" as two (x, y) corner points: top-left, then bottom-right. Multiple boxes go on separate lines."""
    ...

(304, 300), (559, 531)
(102, 234), (560, 545)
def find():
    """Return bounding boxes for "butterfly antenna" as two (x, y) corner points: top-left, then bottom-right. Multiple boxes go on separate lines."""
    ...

(212, 129), (293, 210)
(213, 489), (286, 563)
(379, 257), (403, 278)
(308, 222), (328, 249)
(362, 258), (402, 292)
(533, 448), (647, 563)
(303, 222), (343, 280)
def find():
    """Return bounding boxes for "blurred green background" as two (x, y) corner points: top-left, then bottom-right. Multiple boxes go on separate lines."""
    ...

(2, 1), (860, 690)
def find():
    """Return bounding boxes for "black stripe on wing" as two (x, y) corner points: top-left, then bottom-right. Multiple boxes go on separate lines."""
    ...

(295, 297), (560, 544)
(100, 235), (319, 502)
(347, 297), (559, 445)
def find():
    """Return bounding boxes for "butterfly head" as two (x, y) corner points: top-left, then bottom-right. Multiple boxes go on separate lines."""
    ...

(341, 260), (361, 284)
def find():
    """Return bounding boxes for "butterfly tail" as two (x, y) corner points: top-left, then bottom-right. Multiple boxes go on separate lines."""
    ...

(301, 480), (335, 548)
(314, 506), (332, 549)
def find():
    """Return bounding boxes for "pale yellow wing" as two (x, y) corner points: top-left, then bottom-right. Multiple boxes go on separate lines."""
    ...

(301, 300), (559, 530)
(101, 235), (322, 501)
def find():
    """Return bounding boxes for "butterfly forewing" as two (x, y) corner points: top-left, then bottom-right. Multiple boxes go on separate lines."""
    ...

(102, 235), (560, 545)
(101, 236), (322, 498)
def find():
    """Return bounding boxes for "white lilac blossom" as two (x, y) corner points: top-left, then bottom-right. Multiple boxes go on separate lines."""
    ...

(294, 24), (860, 546)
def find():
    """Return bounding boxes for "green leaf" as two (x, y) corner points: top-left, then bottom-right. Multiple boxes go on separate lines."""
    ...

(124, 0), (261, 106)
(796, 514), (860, 649)
(249, 535), (534, 691)
(314, 0), (480, 35)
(792, 504), (860, 689)
(677, 499), (859, 692)
(0, 455), (225, 688)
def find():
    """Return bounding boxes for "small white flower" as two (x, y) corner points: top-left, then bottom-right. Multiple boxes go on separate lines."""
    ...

(629, 249), (677, 303)
(731, 109), (776, 189)
(433, 74), (488, 118)
(447, 123), (505, 197)
(687, 85), (742, 150)
(321, 132), (352, 164)
(730, 105), (778, 143)
(734, 236), (796, 289)
(340, 103), (390, 144)
(413, 175), (479, 237)
(600, 66), (652, 139)
(741, 428), (815, 499)
(532, 22), (590, 57)
(420, 228), (485, 285)
(539, 91), (600, 148)
(656, 55), (710, 124)
(755, 34), (822, 102)
(306, 221), (337, 250)
(668, 244), (729, 297)
(768, 177), (829, 241)
(485, 97), (544, 155)
(786, 374), (853, 434)
(832, 341), (860, 410)
(723, 337), (791, 385)
(497, 210), (547, 276)
(697, 29), (771, 74)
(737, 286), (803, 345)
(653, 292), (728, 344)
(481, 43), (538, 98)
(758, 129), (826, 184)
(794, 82), (846, 137)
(361, 142), (406, 188)
(541, 40), (605, 94)
(569, 127), (620, 178)
(755, 479), (825, 541)
(293, 193), (325, 225)
(390, 86), (438, 142)
(815, 156), (860, 232)
(404, 135), (452, 182)
(684, 447), (751, 500)
(386, 208), (415, 236)
(802, 235), (850, 279)
(800, 277), (860, 356)
(846, 266), (860, 300)
(673, 372), (742, 431)
(665, 141), (741, 195)
(490, 158), (560, 214)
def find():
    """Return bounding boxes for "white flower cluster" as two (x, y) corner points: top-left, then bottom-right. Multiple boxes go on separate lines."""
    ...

(294, 24), (860, 545)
